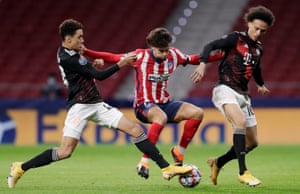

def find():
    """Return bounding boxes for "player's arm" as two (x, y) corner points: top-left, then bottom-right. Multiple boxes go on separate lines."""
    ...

(68, 53), (136, 81)
(83, 47), (124, 63)
(253, 61), (270, 95)
(186, 52), (224, 65)
(191, 33), (237, 83)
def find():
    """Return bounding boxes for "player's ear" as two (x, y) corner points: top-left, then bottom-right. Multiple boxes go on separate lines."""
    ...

(65, 35), (72, 44)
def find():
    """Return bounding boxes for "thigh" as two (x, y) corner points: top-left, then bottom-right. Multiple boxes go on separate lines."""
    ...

(134, 102), (157, 123)
(94, 102), (123, 129)
(241, 99), (257, 127)
(117, 115), (143, 138)
(63, 104), (89, 139)
(173, 102), (203, 122)
(223, 103), (246, 129)
(212, 85), (239, 115)
(159, 101), (182, 123)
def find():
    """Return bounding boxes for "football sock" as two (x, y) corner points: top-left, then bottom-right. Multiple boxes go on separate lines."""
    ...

(216, 141), (257, 168)
(216, 146), (236, 168)
(133, 133), (169, 168)
(142, 122), (164, 158)
(177, 145), (186, 154)
(21, 148), (59, 171)
(180, 119), (201, 148)
(233, 129), (247, 175)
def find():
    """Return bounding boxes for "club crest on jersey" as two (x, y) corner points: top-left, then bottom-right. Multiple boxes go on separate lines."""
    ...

(168, 61), (174, 69)
(79, 56), (88, 65)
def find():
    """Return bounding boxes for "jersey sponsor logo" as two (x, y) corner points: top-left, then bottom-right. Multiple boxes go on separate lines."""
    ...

(79, 56), (88, 66)
(148, 73), (170, 82)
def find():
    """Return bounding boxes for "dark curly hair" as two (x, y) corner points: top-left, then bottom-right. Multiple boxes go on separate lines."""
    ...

(59, 19), (83, 40)
(244, 5), (275, 27)
(146, 27), (172, 48)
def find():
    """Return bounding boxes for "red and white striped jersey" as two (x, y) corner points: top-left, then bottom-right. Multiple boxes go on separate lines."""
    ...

(133, 48), (197, 106)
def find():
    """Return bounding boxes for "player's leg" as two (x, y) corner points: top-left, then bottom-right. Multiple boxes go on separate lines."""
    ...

(171, 102), (203, 165)
(215, 104), (259, 173)
(208, 105), (259, 185)
(116, 114), (192, 180)
(7, 136), (79, 188)
(223, 104), (260, 186)
(223, 103), (247, 174)
(134, 104), (167, 178)
(7, 103), (87, 188)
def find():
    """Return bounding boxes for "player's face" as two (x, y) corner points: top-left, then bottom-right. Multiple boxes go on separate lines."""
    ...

(152, 46), (170, 60)
(69, 29), (84, 51)
(247, 19), (269, 41)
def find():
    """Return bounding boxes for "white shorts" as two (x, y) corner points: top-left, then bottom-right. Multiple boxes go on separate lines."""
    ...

(212, 84), (257, 127)
(63, 102), (123, 139)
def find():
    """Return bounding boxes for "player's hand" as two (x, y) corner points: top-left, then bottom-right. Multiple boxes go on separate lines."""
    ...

(191, 62), (206, 83)
(257, 85), (270, 95)
(79, 44), (87, 55)
(93, 59), (104, 69)
(117, 53), (137, 68)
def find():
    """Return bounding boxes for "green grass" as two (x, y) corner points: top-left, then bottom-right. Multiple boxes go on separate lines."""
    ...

(0, 144), (299, 194)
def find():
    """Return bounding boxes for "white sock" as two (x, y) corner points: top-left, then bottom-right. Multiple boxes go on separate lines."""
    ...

(141, 157), (150, 163)
(178, 145), (186, 154)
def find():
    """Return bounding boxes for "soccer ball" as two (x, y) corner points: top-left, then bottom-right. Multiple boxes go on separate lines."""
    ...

(178, 164), (202, 188)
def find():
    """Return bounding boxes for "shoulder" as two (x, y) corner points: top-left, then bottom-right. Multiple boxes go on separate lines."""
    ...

(57, 47), (84, 66)
(169, 47), (187, 59)
(134, 49), (147, 61)
(58, 47), (78, 61)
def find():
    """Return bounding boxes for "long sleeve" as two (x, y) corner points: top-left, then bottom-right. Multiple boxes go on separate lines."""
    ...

(84, 49), (123, 63)
(200, 32), (238, 63)
(253, 64), (264, 86)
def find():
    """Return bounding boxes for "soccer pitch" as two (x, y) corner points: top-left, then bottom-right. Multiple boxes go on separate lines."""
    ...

(1, 144), (299, 194)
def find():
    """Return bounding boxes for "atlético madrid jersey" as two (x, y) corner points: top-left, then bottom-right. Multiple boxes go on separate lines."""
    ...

(132, 48), (196, 106)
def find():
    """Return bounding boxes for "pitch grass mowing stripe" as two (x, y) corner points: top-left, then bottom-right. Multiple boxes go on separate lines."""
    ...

(0, 144), (299, 194)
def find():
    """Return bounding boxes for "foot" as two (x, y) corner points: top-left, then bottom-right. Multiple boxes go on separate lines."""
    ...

(238, 170), (261, 186)
(170, 146), (184, 166)
(7, 162), (25, 188)
(161, 164), (192, 180)
(207, 157), (220, 185)
(136, 161), (149, 179)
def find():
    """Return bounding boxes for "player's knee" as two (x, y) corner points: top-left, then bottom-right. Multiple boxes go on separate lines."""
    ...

(234, 119), (247, 129)
(195, 107), (204, 119)
(130, 124), (144, 138)
(153, 115), (167, 125)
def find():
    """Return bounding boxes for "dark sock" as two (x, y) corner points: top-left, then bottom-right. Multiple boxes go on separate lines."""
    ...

(217, 144), (257, 169)
(233, 133), (247, 175)
(133, 134), (169, 169)
(217, 146), (236, 168)
(21, 148), (59, 171)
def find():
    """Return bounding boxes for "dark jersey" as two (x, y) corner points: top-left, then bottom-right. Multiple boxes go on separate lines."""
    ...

(57, 47), (120, 109)
(200, 31), (264, 95)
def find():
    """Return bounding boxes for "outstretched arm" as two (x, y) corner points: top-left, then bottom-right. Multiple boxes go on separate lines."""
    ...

(69, 53), (137, 81)
(84, 48), (124, 63)
(185, 52), (224, 65)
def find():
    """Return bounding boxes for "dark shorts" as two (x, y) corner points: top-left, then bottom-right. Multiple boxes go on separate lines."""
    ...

(134, 101), (183, 123)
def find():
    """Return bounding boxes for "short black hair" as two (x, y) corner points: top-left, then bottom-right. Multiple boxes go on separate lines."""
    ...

(146, 27), (172, 48)
(244, 5), (275, 27)
(59, 19), (83, 40)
